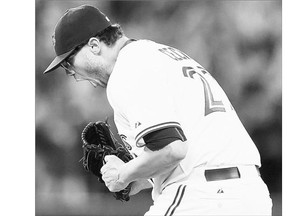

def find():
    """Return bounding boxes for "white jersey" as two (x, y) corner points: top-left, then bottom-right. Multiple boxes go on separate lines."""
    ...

(107, 39), (261, 192)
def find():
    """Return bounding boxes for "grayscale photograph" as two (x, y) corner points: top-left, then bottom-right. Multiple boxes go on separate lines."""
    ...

(35, 1), (282, 215)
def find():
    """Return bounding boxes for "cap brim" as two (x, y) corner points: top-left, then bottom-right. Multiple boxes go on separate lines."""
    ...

(43, 49), (74, 74)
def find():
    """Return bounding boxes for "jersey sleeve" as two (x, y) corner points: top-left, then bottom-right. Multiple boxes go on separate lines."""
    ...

(114, 54), (184, 147)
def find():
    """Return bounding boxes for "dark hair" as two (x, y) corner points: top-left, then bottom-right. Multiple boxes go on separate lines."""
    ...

(64, 24), (124, 63)
(95, 24), (124, 46)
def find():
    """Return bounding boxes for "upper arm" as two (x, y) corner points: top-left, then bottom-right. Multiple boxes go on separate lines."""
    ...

(165, 139), (188, 162)
(143, 126), (187, 151)
(144, 138), (188, 163)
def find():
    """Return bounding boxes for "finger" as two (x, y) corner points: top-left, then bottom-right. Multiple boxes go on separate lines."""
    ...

(104, 180), (110, 188)
(104, 182), (117, 192)
(104, 155), (115, 163)
(100, 164), (109, 174)
(102, 175), (113, 183)
(105, 183), (114, 192)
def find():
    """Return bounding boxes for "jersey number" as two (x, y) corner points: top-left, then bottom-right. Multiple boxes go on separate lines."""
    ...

(182, 66), (226, 116)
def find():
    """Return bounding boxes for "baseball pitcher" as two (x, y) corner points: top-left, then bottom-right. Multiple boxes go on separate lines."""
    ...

(44, 5), (272, 216)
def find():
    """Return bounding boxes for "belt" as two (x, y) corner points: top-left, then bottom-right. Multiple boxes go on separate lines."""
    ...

(204, 166), (260, 181)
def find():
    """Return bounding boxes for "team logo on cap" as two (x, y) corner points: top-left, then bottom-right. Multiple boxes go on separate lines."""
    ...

(52, 34), (56, 47)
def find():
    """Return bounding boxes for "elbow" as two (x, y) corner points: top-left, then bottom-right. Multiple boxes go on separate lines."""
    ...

(167, 140), (188, 163)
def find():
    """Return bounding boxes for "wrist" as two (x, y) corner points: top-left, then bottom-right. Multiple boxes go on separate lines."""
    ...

(118, 161), (134, 185)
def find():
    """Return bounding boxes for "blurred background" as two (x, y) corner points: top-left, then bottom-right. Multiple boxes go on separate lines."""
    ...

(35, 0), (282, 215)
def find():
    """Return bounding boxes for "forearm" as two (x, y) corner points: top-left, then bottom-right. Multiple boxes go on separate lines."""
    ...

(119, 140), (187, 184)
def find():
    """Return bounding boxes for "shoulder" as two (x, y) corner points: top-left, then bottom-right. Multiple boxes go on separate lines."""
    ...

(106, 40), (167, 108)
(117, 39), (167, 66)
(110, 40), (161, 81)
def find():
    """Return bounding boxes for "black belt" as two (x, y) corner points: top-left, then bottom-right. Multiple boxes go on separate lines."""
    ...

(204, 166), (260, 182)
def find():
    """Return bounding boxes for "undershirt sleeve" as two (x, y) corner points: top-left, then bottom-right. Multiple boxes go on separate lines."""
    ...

(143, 127), (187, 151)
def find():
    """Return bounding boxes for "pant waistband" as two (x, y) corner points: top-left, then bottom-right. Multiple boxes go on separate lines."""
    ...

(160, 165), (261, 192)
(204, 165), (260, 181)
(185, 165), (260, 182)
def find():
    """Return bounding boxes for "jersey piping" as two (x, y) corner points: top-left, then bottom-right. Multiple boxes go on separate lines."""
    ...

(135, 121), (181, 146)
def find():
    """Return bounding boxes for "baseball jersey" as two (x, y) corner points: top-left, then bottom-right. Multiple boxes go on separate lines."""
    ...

(106, 39), (261, 192)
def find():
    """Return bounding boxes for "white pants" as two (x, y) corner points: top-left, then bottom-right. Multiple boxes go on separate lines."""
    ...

(145, 166), (272, 216)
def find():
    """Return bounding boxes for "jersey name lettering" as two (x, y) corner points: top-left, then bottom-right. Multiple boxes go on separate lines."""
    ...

(159, 47), (191, 61)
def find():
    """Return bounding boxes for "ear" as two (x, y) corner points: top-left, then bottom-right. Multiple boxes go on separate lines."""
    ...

(88, 37), (101, 54)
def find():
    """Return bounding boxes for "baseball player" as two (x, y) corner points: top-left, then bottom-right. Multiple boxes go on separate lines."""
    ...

(44, 5), (272, 215)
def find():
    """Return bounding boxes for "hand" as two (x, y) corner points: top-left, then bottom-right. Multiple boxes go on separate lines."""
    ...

(101, 155), (129, 192)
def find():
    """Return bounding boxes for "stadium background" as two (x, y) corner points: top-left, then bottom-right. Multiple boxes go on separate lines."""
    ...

(35, 0), (282, 215)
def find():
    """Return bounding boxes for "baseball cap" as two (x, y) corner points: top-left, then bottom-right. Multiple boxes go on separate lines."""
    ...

(43, 5), (111, 74)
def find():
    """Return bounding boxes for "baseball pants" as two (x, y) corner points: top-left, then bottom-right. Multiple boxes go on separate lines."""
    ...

(145, 165), (272, 216)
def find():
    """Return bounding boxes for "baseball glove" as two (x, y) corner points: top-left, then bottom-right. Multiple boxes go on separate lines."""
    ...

(80, 121), (134, 201)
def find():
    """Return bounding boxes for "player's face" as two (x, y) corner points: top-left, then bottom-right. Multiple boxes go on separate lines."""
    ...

(61, 43), (111, 88)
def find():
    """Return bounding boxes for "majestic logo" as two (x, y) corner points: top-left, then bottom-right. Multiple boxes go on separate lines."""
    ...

(217, 188), (224, 194)
(119, 134), (132, 150)
(134, 121), (142, 129)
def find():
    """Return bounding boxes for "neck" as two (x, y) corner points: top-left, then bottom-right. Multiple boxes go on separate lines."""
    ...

(108, 36), (130, 74)
(115, 36), (131, 55)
